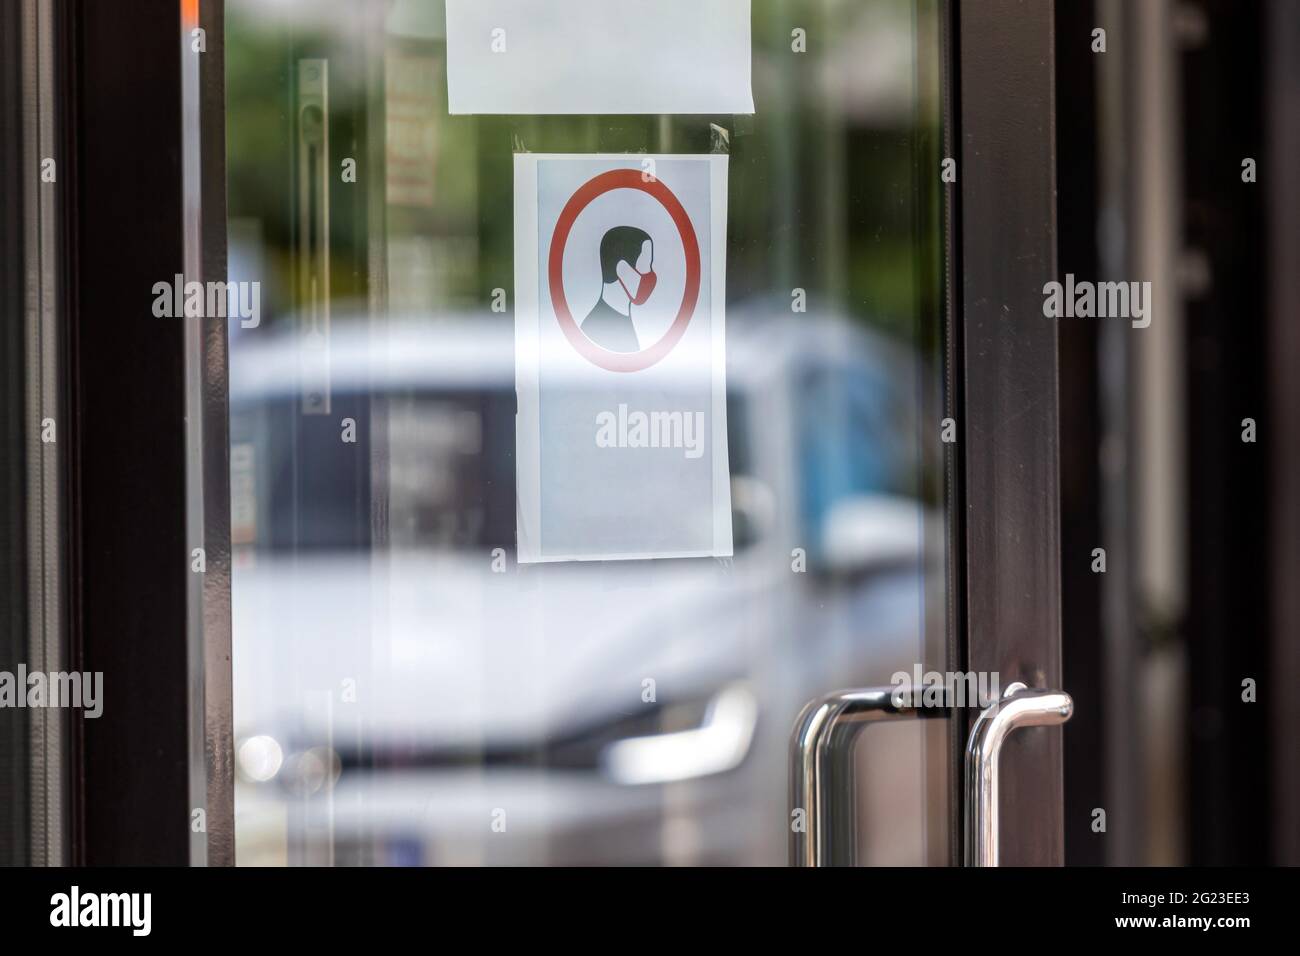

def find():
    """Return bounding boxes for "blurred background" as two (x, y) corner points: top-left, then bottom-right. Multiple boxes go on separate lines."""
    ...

(223, 0), (951, 867)
(1055, 0), (1297, 865)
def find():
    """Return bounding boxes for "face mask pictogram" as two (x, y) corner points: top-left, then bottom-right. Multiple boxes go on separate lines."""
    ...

(515, 154), (733, 563)
(618, 264), (657, 306)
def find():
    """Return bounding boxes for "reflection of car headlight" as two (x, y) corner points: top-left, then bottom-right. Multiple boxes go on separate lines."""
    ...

(236, 734), (284, 783)
(599, 683), (758, 786)
(237, 735), (342, 796)
(278, 746), (342, 796)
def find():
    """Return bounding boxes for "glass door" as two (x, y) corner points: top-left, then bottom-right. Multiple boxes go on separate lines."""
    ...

(225, 0), (952, 866)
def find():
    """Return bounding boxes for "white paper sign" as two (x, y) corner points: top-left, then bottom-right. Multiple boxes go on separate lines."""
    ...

(515, 154), (732, 563)
(446, 1), (754, 115)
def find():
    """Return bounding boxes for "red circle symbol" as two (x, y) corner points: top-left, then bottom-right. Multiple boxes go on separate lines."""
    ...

(548, 169), (701, 373)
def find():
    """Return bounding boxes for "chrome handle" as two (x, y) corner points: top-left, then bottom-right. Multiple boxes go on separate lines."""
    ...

(789, 686), (948, 867)
(963, 682), (1073, 867)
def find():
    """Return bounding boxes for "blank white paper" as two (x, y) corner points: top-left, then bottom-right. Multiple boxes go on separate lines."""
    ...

(446, 0), (754, 116)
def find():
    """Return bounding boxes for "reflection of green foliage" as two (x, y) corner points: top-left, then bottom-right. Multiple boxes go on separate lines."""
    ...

(227, 0), (945, 353)
(226, 10), (375, 319)
(849, 242), (920, 339)
(225, 14), (292, 247)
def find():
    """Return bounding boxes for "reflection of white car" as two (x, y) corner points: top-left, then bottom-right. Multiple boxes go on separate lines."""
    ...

(229, 308), (934, 866)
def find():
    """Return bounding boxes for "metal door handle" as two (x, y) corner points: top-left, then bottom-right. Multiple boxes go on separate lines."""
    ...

(296, 58), (331, 416)
(789, 686), (948, 866)
(964, 682), (1073, 867)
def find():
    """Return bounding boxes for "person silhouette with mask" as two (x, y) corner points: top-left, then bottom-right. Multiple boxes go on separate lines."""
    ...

(581, 226), (656, 353)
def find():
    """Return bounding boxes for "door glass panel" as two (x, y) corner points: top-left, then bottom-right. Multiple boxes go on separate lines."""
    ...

(226, 0), (948, 866)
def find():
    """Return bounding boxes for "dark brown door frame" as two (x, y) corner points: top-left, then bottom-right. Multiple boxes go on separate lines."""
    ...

(61, 0), (232, 865)
(955, 0), (1065, 865)
(1268, 0), (1300, 867)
